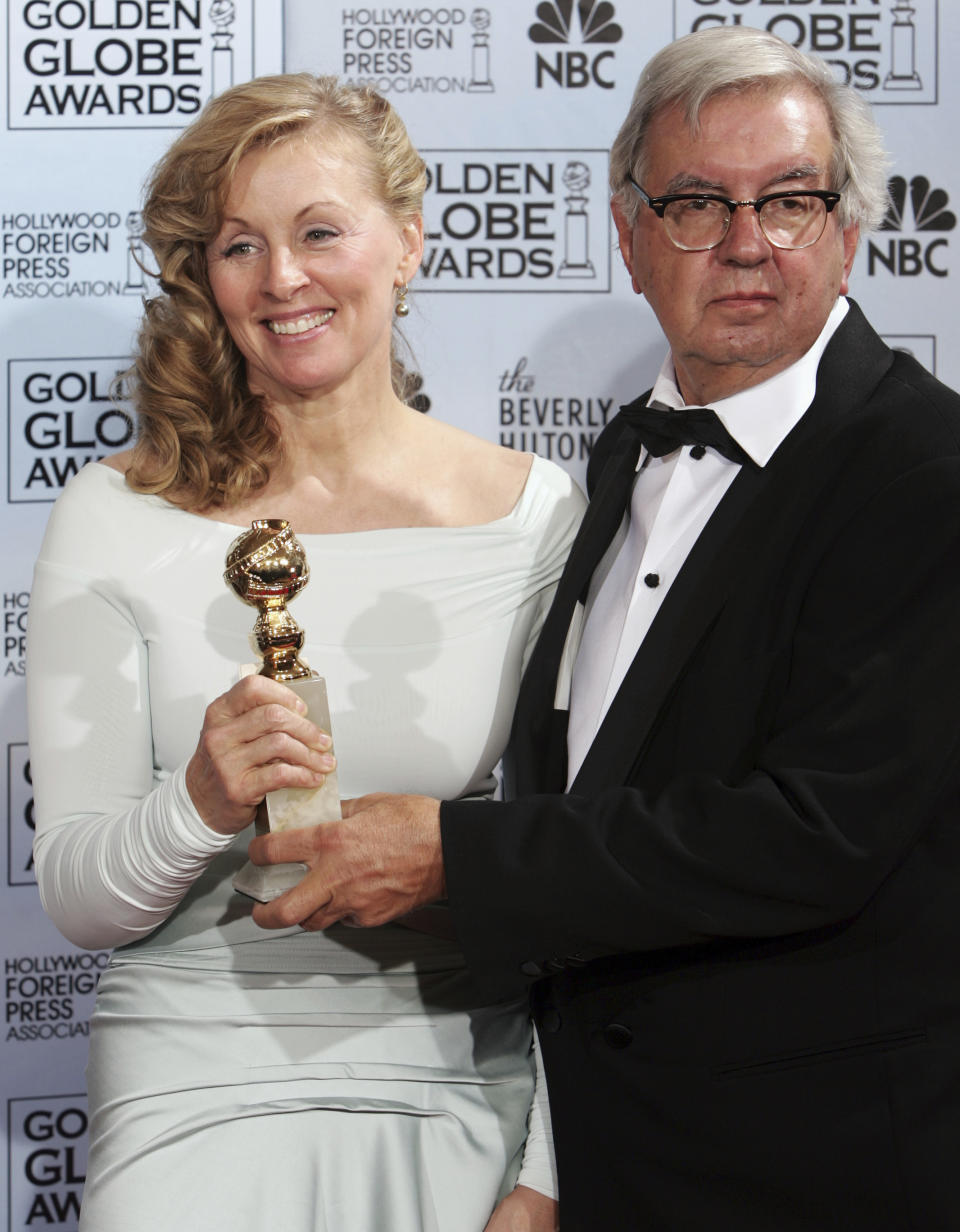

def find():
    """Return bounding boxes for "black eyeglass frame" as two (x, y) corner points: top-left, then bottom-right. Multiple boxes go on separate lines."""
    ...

(626, 175), (842, 251)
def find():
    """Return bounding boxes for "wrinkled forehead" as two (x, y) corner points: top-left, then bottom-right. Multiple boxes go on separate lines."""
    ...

(642, 84), (837, 188)
(657, 80), (831, 144)
(216, 122), (385, 228)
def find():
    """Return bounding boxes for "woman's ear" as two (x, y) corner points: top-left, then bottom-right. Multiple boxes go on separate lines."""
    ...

(398, 215), (424, 284)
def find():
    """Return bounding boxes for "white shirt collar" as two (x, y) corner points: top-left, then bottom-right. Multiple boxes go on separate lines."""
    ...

(646, 297), (849, 468)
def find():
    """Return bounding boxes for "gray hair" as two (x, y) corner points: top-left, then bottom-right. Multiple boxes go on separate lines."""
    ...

(610, 26), (889, 233)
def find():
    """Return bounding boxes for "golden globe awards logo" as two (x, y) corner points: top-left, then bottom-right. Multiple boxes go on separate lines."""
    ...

(672, 0), (938, 103)
(420, 150), (609, 291)
(7, 356), (134, 502)
(337, 6), (495, 95)
(7, 0), (263, 128)
(8, 1096), (88, 1227)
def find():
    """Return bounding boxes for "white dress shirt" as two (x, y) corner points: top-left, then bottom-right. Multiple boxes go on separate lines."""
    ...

(566, 297), (849, 785)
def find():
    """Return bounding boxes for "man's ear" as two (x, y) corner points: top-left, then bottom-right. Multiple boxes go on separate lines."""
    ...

(839, 221), (859, 296)
(611, 198), (643, 296)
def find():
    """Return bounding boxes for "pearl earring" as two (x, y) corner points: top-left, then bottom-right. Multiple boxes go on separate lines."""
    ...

(395, 283), (410, 317)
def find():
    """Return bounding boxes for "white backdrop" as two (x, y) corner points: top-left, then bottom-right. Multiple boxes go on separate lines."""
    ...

(2, 2), (956, 1225)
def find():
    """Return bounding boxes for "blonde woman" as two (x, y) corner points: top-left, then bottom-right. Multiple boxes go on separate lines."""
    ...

(27, 75), (582, 1231)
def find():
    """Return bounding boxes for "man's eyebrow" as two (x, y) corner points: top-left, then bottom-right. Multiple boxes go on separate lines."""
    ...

(663, 174), (725, 195)
(663, 164), (825, 196)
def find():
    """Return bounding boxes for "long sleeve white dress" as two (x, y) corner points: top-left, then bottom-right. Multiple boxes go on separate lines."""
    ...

(27, 457), (585, 1232)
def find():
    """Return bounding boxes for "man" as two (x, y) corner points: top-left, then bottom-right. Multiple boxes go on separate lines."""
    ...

(250, 27), (960, 1230)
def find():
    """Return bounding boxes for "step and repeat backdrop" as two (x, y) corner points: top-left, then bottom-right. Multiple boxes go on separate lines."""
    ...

(1, 1), (957, 1225)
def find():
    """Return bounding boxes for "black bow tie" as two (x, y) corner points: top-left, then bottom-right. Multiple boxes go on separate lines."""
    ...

(620, 400), (753, 468)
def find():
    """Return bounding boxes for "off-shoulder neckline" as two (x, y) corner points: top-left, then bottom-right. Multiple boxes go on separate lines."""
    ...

(87, 454), (557, 538)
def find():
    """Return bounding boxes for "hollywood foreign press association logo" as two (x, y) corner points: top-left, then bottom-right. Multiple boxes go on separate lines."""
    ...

(529, 0), (623, 90)
(6, 950), (108, 1045)
(868, 175), (955, 278)
(468, 8), (495, 92)
(2, 205), (159, 304)
(336, 7), (495, 97)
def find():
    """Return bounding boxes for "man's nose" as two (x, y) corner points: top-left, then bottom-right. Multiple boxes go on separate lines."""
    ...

(719, 203), (772, 263)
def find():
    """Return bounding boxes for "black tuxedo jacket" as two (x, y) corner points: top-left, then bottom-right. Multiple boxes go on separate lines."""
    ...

(441, 303), (960, 1230)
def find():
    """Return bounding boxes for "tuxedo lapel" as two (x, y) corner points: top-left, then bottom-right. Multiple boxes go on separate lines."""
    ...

(563, 437), (641, 596)
(570, 300), (893, 795)
(512, 419), (643, 792)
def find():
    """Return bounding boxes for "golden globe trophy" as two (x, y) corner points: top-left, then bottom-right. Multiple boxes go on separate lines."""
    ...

(224, 519), (341, 902)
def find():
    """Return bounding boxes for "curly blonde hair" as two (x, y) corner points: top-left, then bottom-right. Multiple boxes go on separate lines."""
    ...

(125, 74), (426, 510)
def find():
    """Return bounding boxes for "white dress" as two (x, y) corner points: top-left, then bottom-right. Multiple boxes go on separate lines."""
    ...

(27, 458), (585, 1232)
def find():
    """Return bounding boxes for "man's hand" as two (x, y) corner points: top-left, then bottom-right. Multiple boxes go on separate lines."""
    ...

(484, 1186), (559, 1232)
(249, 793), (445, 932)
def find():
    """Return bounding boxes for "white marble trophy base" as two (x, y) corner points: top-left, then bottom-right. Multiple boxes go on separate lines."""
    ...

(232, 674), (341, 903)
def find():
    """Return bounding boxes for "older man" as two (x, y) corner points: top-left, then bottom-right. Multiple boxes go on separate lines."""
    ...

(252, 27), (960, 1230)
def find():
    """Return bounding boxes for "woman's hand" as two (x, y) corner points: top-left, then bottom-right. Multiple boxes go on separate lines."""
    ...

(185, 675), (335, 836)
(484, 1186), (559, 1232)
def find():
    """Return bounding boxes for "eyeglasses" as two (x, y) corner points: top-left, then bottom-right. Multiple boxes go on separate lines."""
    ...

(626, 175), (841, 252)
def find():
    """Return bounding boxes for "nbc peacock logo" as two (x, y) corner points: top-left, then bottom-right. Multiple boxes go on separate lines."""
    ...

(868, 175), (955, 278)
(529, 0), (623, 90)
(880, 175), (956, 233)
(528, 0), (622, 44)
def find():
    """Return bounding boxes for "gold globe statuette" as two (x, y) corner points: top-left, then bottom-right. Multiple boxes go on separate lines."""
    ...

(224, 519), (341, 902)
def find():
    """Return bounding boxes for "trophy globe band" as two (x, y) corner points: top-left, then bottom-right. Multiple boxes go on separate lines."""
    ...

(224, 519), (315, 682)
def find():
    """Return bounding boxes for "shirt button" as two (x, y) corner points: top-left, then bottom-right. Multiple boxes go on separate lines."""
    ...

(690, 444), (707, 460)
(541, 1009), (562, 1034)
(602, 1023), (634, 1050)
(644, 573), (660, 589)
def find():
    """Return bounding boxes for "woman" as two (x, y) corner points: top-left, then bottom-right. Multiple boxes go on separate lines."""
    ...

(26, 75), (584, 1231)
